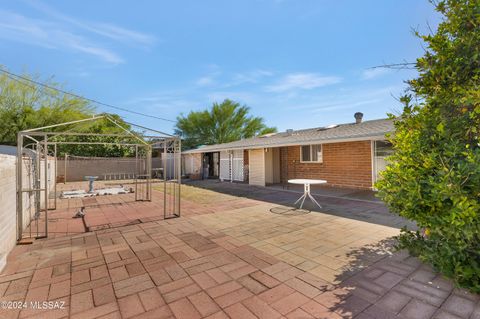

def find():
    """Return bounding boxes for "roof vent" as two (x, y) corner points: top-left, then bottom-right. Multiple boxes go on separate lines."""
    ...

(354, 112), (363, 124)
(318, 124), (339, 132)
(286, 129), (294, 136)
(326, 124), (338, 129)
(259, 132), (277, 138)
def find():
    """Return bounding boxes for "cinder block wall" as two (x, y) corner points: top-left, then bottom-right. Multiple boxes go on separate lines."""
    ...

(0, 154), (55, 271)
(55, 158), (171, 181)
(280, 141), (373, 189)
(0, 155), (17, 271)
(182, 153), (202, 178)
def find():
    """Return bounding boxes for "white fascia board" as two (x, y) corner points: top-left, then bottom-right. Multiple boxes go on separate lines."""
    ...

(182, 134), (389, 154)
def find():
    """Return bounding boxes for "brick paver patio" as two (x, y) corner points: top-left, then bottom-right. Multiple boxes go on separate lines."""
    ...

(1, 181), (478, 318)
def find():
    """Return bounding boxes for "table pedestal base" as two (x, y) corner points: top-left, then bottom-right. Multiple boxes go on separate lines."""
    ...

(293, 183), (322, 209)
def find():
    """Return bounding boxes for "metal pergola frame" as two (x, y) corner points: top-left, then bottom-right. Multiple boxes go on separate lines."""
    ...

(16, 115), (181, 240)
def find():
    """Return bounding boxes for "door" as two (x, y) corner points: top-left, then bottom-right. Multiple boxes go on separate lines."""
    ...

(373, 140), (393, 183)
(203, 152), (220, 179)
(248, 149), (265, 186)
(211, 152), (219, 177)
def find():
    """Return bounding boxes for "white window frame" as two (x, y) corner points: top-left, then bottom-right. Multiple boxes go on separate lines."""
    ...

(300, 144), (323, 163)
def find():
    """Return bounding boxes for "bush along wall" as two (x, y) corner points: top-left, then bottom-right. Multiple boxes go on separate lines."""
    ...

(376, 0), (480, 293)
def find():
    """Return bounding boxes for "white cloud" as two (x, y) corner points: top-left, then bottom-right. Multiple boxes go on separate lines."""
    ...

(0, 1), (157, 64)
(0, 10), (124, 64)
(91, 23), (156, 46)
(196, 68), (274, 89)
(67, 40), (124, 64)
(362, 68), (391, 80)
(270, 85), (407, 128)
(206, 91), (256, 103)
(310, 98), (381, 113)
(126, 93), (198, 111)
(195, 65), (222, 87)
(196, 76), (216, 87)
(265, 73), (341, 92)
(229, 69), (273, 86)
(26, 0), (156, 46)
(69, 70), (90, 77)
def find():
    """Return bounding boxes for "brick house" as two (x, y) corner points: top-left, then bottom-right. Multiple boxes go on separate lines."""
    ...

(182, 113), (394, 190)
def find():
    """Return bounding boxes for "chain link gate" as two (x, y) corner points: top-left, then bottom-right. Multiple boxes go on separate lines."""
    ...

(16, 115), (181, 241)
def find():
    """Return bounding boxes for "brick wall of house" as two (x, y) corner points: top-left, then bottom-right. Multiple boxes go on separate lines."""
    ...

(280, 140), (373, 189)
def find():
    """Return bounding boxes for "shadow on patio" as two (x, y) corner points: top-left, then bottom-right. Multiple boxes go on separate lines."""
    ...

(184, 179), (415, 230)
(311, 239), (476, 318)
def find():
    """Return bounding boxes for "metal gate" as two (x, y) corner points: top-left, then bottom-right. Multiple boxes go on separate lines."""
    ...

(16, 115), (181, 241)
(219, 151), (231, 181)
(134, 145), (152, 201)
(16, 139), (51, 239)
(157, 138), (181, 219)
(219, 150), (244, 182)
(232, 150), (244, 182)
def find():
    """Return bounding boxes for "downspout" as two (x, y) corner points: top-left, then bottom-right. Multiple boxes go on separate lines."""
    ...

(230, 151), (233, 182)
(371, 140), (376, 191)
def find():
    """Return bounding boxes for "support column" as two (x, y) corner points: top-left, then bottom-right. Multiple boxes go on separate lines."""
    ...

(44, 134), (48, 237)
(16, 134), (23, 241)
(53, 143), (57, 210)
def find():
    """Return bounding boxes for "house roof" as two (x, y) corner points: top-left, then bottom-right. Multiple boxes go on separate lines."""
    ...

(183, 118), (394, 154)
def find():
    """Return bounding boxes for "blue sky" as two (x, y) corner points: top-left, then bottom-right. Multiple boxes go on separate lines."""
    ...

(0, 0), (441, 133)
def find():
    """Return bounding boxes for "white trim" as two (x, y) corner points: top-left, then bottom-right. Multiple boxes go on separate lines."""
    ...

(183, 135), (388, 154)
(299, 144), (323, 163)
(371, 140), (376, 190)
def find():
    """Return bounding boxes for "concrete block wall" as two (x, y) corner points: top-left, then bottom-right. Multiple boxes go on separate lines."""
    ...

(0, 154), (55, 271)
(56, 157), (175, 181)
(182, 153), (202, 178)
(0, 155), (17, 271)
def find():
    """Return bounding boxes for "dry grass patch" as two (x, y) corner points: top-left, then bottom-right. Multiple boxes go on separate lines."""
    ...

(154, 182), (235, 204)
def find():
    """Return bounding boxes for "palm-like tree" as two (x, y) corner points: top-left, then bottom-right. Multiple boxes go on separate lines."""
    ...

(175, 99), (276, 149)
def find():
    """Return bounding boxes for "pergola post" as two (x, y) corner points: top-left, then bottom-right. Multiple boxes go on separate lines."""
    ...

(16, 133), (23, 241)
(15, 115), (181, 241)
(53, 143), (57, 210)
(43, 134), (48, 237)
(147, 145), (152, 201)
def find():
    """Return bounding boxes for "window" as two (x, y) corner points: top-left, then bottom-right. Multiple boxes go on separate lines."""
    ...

(300, 144), (323, 163)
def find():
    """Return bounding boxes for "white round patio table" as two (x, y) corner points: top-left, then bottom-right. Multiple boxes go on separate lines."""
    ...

(288, 179), (327, 209)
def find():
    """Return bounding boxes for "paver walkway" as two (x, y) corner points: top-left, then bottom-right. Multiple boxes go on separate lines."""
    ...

(186, 180), (413, 229)
(1, 181), (478, 318)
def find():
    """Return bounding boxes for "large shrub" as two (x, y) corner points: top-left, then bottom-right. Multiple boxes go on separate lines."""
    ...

(376, 0), (480, 292)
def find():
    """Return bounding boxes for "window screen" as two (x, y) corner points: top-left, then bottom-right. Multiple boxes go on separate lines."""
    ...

(311, 144), (322, 162)
(301, 145), (311, 161)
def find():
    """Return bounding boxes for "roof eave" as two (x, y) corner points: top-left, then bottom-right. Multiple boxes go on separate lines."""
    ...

(182, 133), (391, 154)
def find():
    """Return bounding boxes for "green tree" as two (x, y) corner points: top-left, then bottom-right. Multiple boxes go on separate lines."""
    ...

(175, 99), (277, 149)
(0, 72), (93, 144)
(53, 114), (139, 157)
(0, 70), (137, 157)
(376, 0), (480, 292)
